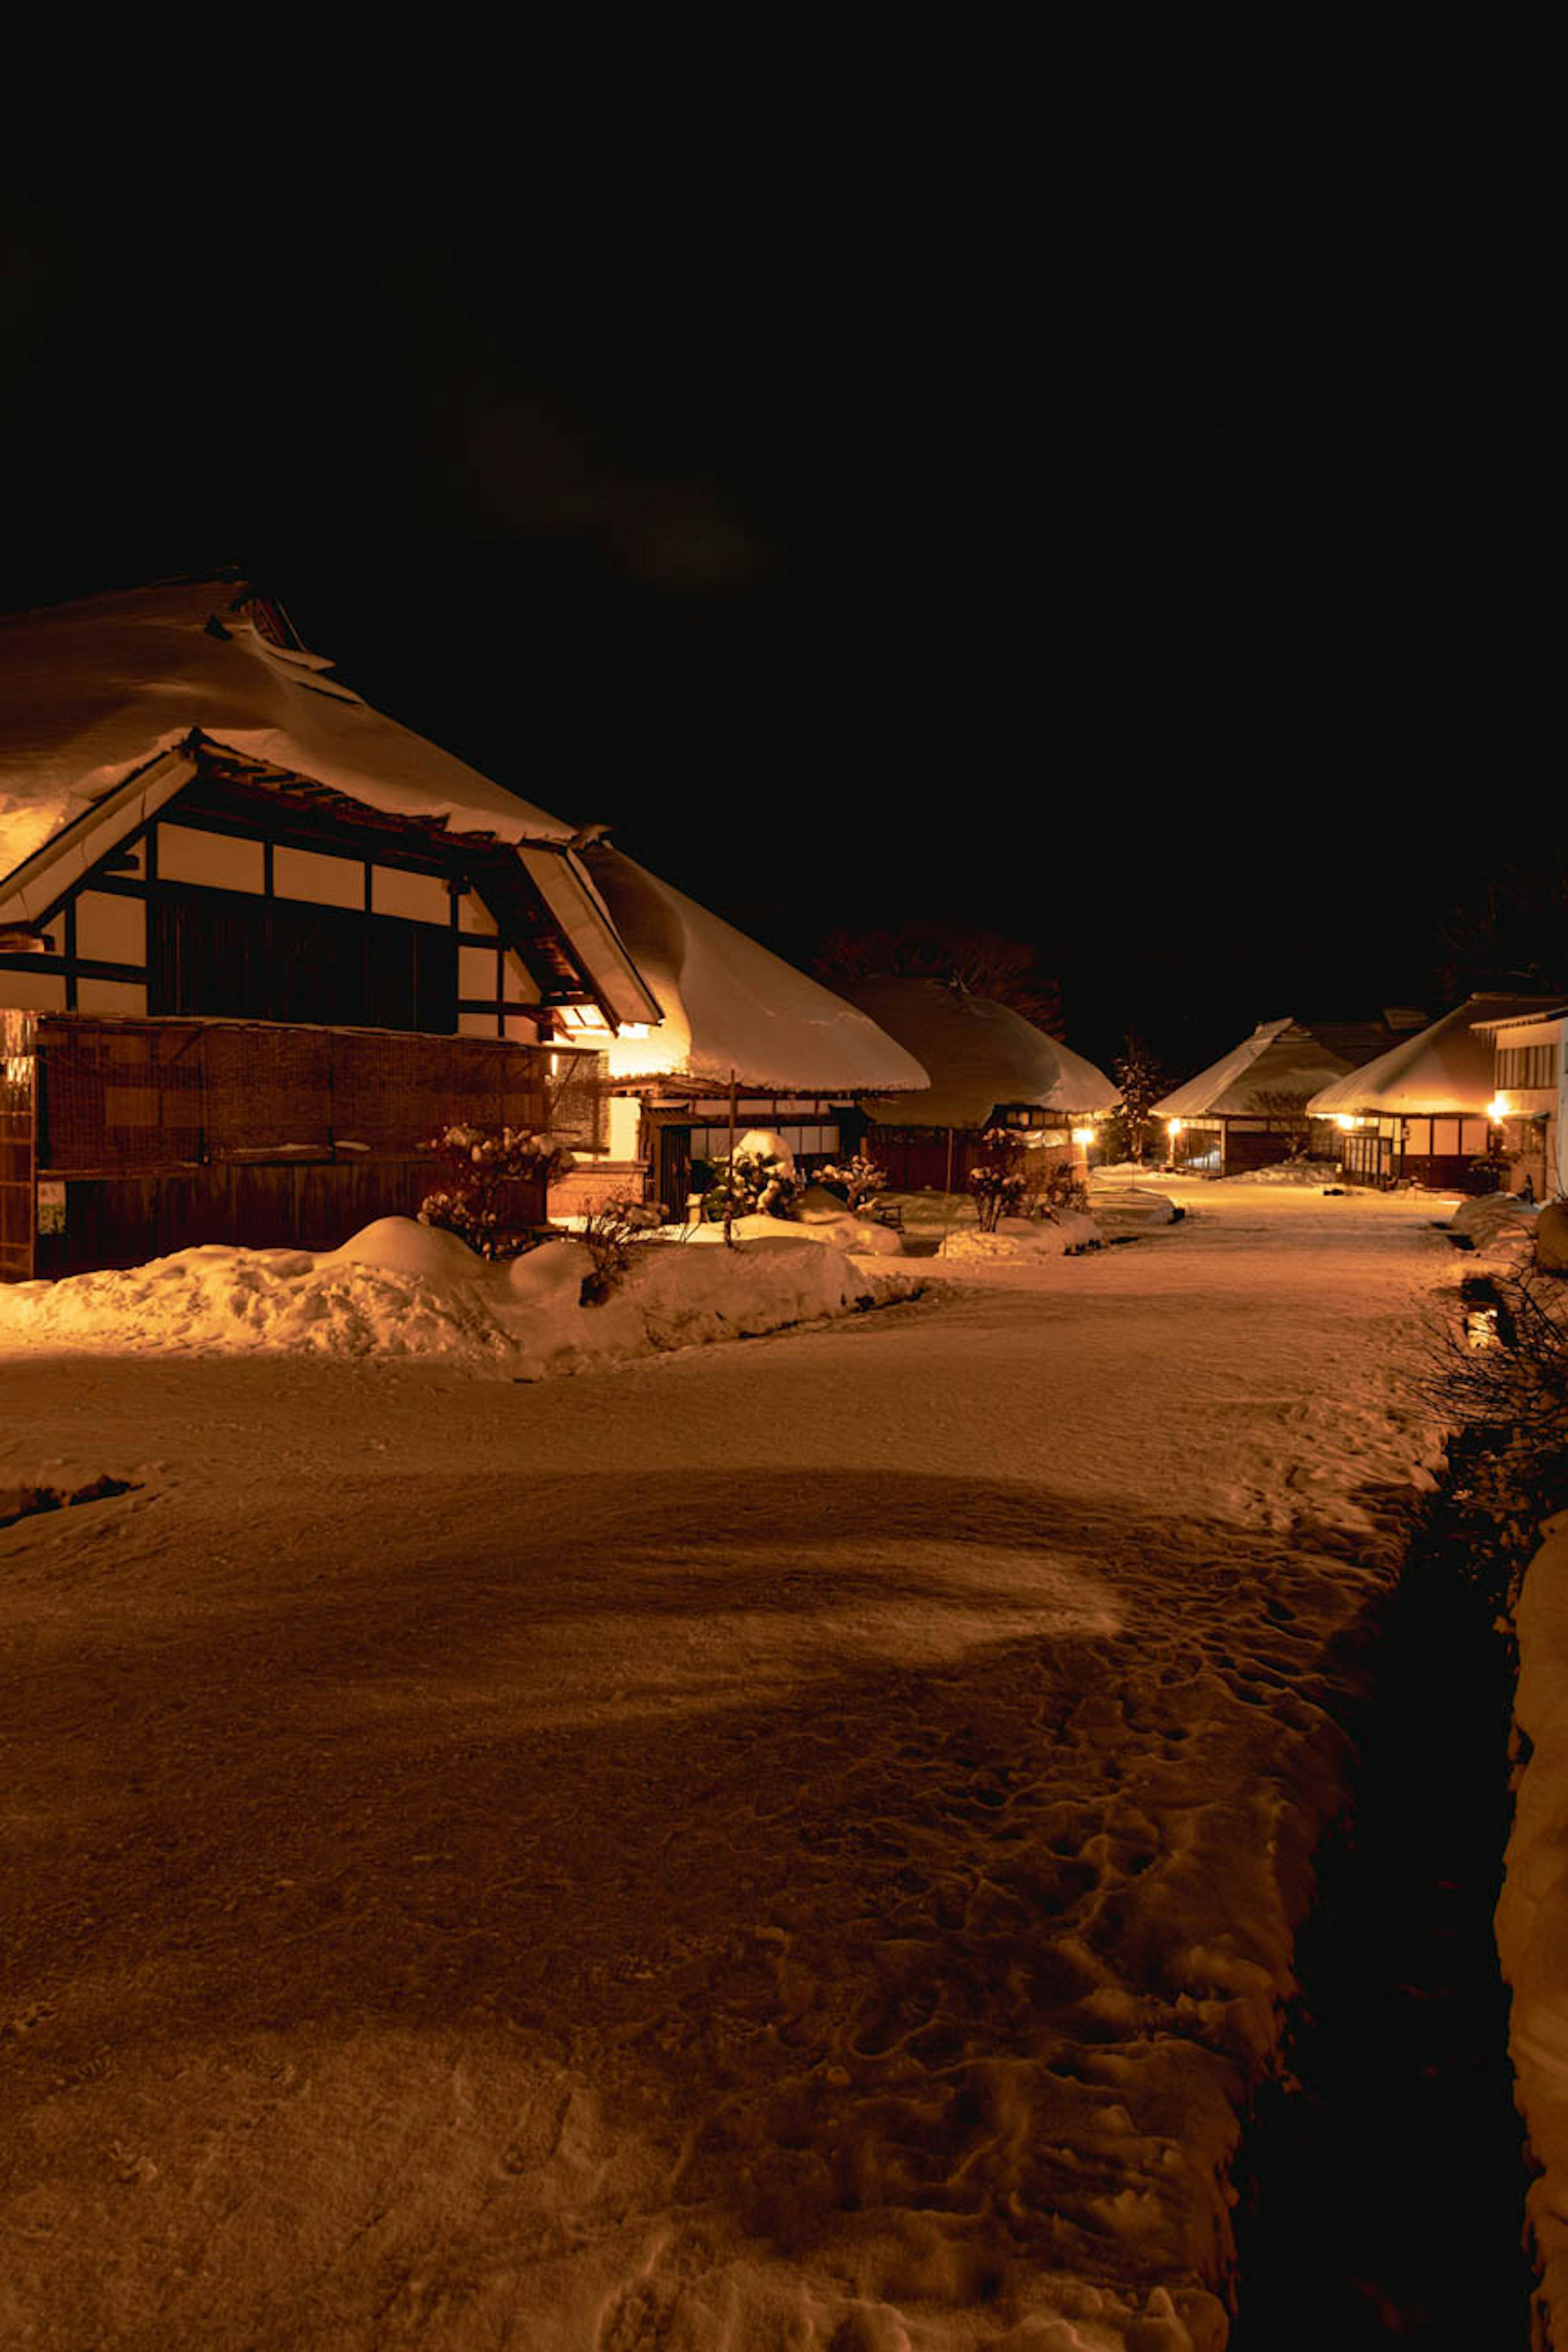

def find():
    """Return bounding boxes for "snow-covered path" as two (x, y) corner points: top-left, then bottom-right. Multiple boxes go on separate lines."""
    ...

(0, 1185), (1460, 2349)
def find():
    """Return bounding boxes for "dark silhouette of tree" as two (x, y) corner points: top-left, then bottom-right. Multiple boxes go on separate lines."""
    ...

(1106, 1033), (1166, 1163)
(812, 924), (1065, 1034)
(1434, 856), (1568, 1004)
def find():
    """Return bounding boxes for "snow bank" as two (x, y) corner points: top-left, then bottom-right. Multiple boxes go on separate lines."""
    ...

(942, 1210), (1100, 1261)
(1089, 1185), (1180, 1234)
(0, 1221), (918, 1380)
(1498, 1512), (1568, 2346)
(1448, 1193), (1538, 1252)
(682, 1209), (905, 1258)
(1225, 1157), (1341, 1187)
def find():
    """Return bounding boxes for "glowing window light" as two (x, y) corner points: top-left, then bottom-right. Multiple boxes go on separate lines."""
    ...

(1071, 1126), (1096, 1145)
(1335, 1114), (1356, 1131)
(617, 1021), (650, 1039)
(1488, 1096), (1508, 1122)
(1167, 1118), (1184, 1136)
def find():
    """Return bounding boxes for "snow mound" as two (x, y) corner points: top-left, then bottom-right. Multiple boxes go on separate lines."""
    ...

(942, 1212), (1098, 1261)
(319, 1216), (490, 1280)
(1446, 1193), (1538, 1252)
(0, 1219), (919, 1379)
(1088, 1187), (1179, 1233)
(1226, 1157), (1341, 1186)
(684, 1212), (904, 1257)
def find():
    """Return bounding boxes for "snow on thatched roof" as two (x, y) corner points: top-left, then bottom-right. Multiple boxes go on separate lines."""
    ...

(1036, 1036), (1120, 1116)
(1154, 1019), (1357, 1120)
(0, 579), (576, 882)
(579, 846), (929, 1095)
(1307, 994), (1565, 1117)
(841, 978), (1065, 1129)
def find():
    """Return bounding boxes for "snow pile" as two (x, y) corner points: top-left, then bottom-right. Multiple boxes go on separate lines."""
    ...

(683, 1209), (906, 1258)
(942, 1210), (1100, 1261)
(1089, 1185), (1180, 1233)
(1497, 1511), (1568, 2345)
(1227, 1157), (1341, 1187)
(0, 1218), (917, 1379)
(1447, 1192), (1538, 1250)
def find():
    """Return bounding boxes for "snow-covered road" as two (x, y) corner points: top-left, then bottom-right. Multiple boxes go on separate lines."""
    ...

(0, 1183), (1461, 2350)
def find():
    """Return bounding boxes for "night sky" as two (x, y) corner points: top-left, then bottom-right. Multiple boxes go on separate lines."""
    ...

(2, 142), (1544, 1074)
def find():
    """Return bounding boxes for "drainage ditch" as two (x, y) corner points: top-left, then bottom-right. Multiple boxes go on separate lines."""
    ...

(1230, 1432), (1534, 2350)
(0, 1473), (137, 1532)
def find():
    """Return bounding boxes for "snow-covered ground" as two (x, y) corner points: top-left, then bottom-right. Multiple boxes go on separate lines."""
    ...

(0, 1180), (1463, 2348)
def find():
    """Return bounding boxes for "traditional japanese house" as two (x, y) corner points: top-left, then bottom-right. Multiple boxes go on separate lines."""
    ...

(834, 976), (1098, 1194)
(1305, 993), (1561, 1190)
(1463, 1002), (1568, 1201)
(1033, 1034), (1121, 1163)
(1153, 1018), (1382, 1175)
(0, 578), (663, 1279)
(570, 844), (928, 1212)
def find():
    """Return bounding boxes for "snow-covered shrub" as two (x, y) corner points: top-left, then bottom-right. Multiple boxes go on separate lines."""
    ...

(418, 1124), (576, 1261)
(1046, 1164), (1091, 1217)
(967, 1127), (1029, 1232)
(702, 1146), (804, 1227)
(577, 1196), (653, 1305)
(812, 1153), (887, 1211)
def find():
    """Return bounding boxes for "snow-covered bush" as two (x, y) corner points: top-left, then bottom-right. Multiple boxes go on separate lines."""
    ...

(418, 1124), (576, 1260)
(702, 1146), (803, 1227)
(812, 1153), (887, 1211)
(967, 1127), (1029, 1232)
(577, 1196), (654, 1305)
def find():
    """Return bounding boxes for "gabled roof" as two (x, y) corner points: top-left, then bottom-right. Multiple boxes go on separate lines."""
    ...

(839, 977), (1064, 1129)
(1154, 1018), (1356, 1120)
(1307, 994), (1564, 1116)
(0, 578), (664, 1030)
(0, 578), (577, 883)
(580, 846), (929, 1095)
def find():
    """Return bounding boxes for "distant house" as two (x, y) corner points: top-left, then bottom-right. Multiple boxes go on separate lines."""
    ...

(832, 976), (1111, 1193)
(1465, 1002), (1568, 1200)
(1306, 994), (1561, 1189)
(572, 844), (929, 1213)
(0, 578), (662, 1279)
(1152, 1018), (1381, 1176)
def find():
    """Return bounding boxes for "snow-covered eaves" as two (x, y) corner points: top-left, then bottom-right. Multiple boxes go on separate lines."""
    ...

(1469, 1003), (1568, 1038)
(1154, 1019), (1356, 1120)
(841, 978), (1065, 1129)
(1036, 1036), (1119, 1115)
(579, 846), (929, 1095)
(0, 578), (578, 884)
(1307, 995), (1565, 1117)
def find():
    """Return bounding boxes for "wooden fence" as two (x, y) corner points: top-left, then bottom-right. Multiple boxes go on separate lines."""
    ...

(2, 1015), (606, 1279)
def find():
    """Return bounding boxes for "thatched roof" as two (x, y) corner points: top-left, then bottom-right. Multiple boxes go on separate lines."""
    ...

(0, 578), (576, 884)
(1154, 1019), (1356, 1120)
(1307, 995), (1564, 1117)
(841, 978), (1066, 1129)
(580, 846), (929, 1095)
